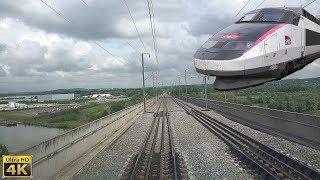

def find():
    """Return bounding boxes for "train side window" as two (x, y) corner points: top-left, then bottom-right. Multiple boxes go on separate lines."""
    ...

(256, 9), (285, 22)
(282, 11), (300, 25)
(303, 10), (320, 25)
(292, 16), (300, 25)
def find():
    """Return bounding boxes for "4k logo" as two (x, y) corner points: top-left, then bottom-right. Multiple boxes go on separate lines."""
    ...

(2, 155), (32, 178)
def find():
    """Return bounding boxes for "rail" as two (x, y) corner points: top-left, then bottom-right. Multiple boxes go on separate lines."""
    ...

(174, 98), (320, 179)
(179, 96), (320, 149)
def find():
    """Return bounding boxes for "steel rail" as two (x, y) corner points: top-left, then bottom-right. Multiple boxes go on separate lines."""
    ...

(129, 100), (162, 180)
(174, 98), (319, 180)
(165, 99), (179, 180)
(129, 97), (180, 179)
(181, 97), (320, 178)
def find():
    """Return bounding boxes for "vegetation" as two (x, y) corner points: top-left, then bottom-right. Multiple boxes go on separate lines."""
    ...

(170, 77), (320, 116)
(0, 88), (152, 128)
(0, 144), (9, 156)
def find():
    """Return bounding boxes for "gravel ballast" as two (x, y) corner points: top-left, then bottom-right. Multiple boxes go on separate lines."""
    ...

(168, 99), (252, 179)
(71, 97), (319, 179)
(183, 99), (320, 171)
(71, 104), (157, 180)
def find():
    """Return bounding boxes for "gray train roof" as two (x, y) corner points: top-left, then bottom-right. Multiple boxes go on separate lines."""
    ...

(247, 7), (304, 15)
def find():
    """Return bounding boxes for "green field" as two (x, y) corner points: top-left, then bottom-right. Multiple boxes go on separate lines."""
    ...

(0, 144), (9, 155)
(170, 78), (320, 116)
(0, 98), (141, 129)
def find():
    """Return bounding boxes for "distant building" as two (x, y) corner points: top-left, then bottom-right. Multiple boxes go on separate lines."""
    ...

(37, 93), (75, 102)
(91, 94), (112, 98)
(8, 101), (19, 108)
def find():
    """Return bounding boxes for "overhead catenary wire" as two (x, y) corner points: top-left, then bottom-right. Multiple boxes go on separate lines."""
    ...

(255, 0), (267, 10)
(95, 42), (125, 63)
(146, 0), (159, 68)
(145, 0), (161, 99)
(39, 0), (125, 64)
(303, 0), (317, 8)
(125, 40), (141, 53)
(76, 0), (148, 61)
(39, 0), (72, 23)
(149, 0), (160, 76)
(122, 0), (148, 53)
(146, 0), (160, 89)
(80, 0), (88, 6)
(234, 0), (254, 19)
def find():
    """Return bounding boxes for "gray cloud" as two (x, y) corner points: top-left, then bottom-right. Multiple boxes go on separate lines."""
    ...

(0, 0), (319, 93)
(0, 67), (6, 77)
(0, 43), (6, 52)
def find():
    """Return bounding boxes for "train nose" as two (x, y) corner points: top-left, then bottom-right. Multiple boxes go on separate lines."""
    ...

(193, 42), (251, 76)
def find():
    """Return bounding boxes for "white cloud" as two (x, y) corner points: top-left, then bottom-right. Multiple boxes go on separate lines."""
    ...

(0, 0), (319, 93)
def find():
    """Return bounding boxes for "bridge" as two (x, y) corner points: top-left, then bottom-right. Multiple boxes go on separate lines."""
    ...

(1, 95), (319, 179)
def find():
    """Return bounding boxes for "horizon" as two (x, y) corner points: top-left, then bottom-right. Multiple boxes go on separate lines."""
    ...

(1, 76), (319, 95)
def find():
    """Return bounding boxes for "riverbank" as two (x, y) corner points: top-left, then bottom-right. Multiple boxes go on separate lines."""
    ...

(0, 119), (18, 126)
(0, 144), (9, 155)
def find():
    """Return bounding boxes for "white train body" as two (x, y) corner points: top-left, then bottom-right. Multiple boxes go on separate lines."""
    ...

(194, 7), (320, 90)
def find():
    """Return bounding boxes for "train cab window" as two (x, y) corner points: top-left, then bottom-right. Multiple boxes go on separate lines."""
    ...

(256, 9), (284, 22)
(282, 11), (300, 25)
(303, 10), (320, 25)
(239, 13), (256, 22)
(222, 41), (254, 51)
(202, 40), (219, 49)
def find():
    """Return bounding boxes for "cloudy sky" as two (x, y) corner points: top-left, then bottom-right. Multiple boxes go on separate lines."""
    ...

(0, 0), (319, 93)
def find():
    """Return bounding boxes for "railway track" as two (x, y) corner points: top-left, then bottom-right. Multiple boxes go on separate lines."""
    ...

(120, 97), (189, 180)
(174, 98), (320, 180)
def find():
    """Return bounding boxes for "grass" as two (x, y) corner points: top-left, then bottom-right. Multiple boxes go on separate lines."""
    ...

(0, 144), (9, 155)
(312, 110), (320, 117)
(0, 98), (140, 129)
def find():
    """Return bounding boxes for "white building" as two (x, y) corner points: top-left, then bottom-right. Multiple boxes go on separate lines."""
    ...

(91, 94), (112, 98)
(8, 101), (19, 108)
(37, 93), (75, 102)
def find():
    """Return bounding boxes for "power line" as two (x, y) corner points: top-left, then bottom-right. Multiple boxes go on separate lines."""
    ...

(80, 0), (88, 6)
(146, 0), (160, 91)
(234, 0), (254, 19)
(255, 0), (267, 10)
(125, 40), (141, 53)
(122, 0), (148, 53)
(146, 0), (159, 68)
(148, 0), (159, 72)
(95, 42), (125, 63)
(39, 0), (71, 23)
(39, 0), (125, 64)
(303, 0), (317, 7)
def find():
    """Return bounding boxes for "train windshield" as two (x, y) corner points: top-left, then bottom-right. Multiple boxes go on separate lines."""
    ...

(256, 9), (285, 22)
(222, 41), (254, 51)
(239, 13), (256, 22)
(238, 9), (286, 23)
(202, 40), (219, 49)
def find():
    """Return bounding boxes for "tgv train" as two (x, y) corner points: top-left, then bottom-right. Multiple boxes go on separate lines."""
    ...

(194, 7), (320, 90)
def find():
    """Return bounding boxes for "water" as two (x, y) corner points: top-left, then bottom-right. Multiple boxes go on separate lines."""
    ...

(0, 124), (67, 153)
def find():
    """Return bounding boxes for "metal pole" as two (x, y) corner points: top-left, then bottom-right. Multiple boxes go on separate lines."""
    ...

(224, 92), (227, 102)
(141, 53), (150, 112)
(202, 76), (205, 98)
(141, 53), (146, 113)
(184, 69), (188, 94)
(205, 75), (208, 109)
(152, 72), (156, 104)
(156, 71), (159, 101)
(178, 75), (181, 96)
